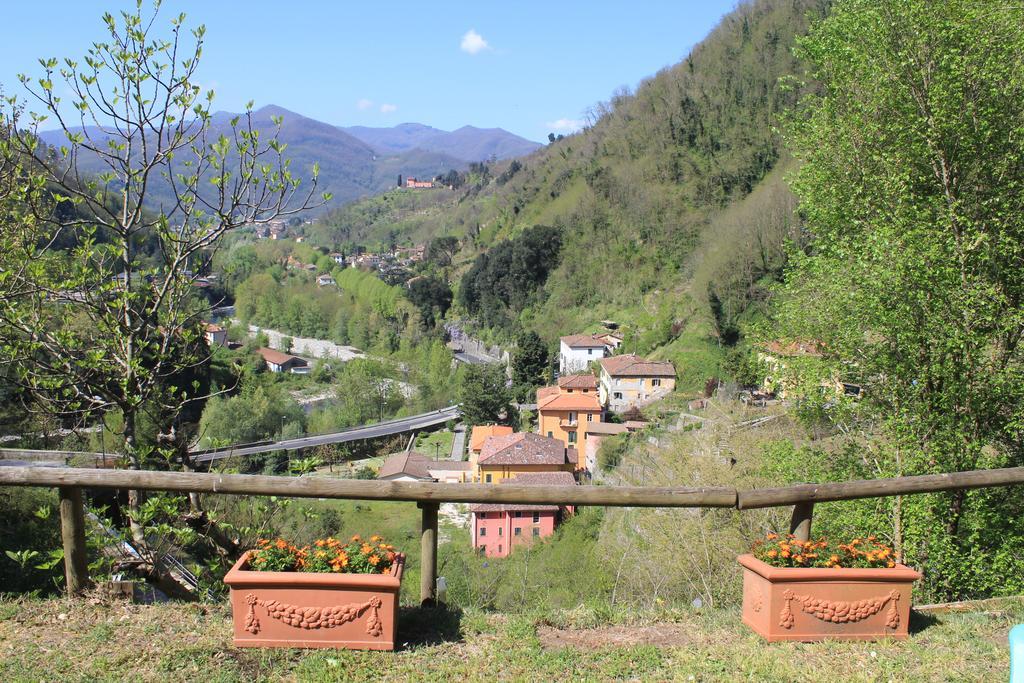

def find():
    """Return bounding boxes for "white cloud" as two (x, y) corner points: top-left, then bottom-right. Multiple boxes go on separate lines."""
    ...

(546, 118), (584, 133)
(460, 29), (489, 55)
(379, 103), (398, 114)
(356, 98), (374, 110)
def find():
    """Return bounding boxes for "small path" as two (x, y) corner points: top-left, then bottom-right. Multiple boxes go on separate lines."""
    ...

(450, 423), (466, 460)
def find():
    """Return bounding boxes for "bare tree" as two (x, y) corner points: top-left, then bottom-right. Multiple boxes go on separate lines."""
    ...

(0, 2), (328, 592)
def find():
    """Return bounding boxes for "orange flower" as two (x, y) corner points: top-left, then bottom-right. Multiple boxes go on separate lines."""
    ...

(275, 539), (288, 549)
(370, 535), (382, 543)
(368, 554), (381, 566)
(766, 550), (778, 558)
(780, 550), (790, 559)
(830, 555), (839, 563)
(766, 533), (778, 541)
(360, 543), (373, 555)
(350, 535), (362, 543)
(315, 539), (326, 548)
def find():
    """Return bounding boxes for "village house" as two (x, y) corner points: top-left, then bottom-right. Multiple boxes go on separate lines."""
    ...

(594, 331), (624, 350)
(598, 354), (676, 413)
(475, 432), (576, 484)
(203, 322), (228, 348)
(330, 252), (346, 265)
(467, 424), (514, 471)
(535, 375), (603, 461)
(377, 451), (472, 483)
(255, 347), (308, 374)
(558, 334), (613, 374)
(404, 177), (434, 189)
(470, 471), (576, 558)
(316, 273), (336, 287)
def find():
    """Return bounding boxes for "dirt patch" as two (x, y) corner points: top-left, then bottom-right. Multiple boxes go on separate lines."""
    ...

(537, 622), (697, 651)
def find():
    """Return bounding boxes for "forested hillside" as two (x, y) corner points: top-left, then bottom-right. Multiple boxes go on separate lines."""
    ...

(310, 0), (828, 388)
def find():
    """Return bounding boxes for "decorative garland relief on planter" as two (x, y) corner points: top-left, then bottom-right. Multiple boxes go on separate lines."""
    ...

(243, 593), (384, 637)
(779, 589), (899, 630)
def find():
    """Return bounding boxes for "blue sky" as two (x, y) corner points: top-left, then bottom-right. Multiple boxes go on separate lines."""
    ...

(0, 1), (738, 142)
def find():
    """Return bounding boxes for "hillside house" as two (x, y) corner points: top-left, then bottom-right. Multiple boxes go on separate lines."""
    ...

(203, 322), (228, 348)
(559, 334), (613, 374)
(405, 177), (434, 189)
(475, 432), (576, 484)
(316, 273), (336, 287)
(256, 347), (308, 374)
(467, 424), (514, 471)
(470, 471), (576, 558)
(330, 252), (346, 265)
(377, 451), (472, 483)
(536, 375), (603, 462)
(598, 354), (676, 413)
(594, 331), (624, 350)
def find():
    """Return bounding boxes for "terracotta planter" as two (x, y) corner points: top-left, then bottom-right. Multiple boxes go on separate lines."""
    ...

(738, 554), (921, 642)
(224, 551), (405, 650)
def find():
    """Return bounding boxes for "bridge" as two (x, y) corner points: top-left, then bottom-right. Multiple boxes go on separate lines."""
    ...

(0, 405), (461, 467)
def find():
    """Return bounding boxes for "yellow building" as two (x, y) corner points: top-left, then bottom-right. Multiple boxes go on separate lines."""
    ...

(475, 432), (576, 484)
(597, 355), (676, 413)
(536, 375), (603, 468)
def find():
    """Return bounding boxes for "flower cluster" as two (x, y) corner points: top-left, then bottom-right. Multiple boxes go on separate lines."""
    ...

(752, 533), (897, 569)
(249, 534), (398, 574)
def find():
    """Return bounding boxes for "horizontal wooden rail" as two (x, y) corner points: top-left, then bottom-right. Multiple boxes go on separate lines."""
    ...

(0, 467), (738, 508)
(737, 466), (1024, 509)
(0, 448), (106, 461)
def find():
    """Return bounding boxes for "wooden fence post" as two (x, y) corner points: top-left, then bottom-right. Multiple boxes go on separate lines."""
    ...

(418, 501), (439, 606)
(790, 501), (814, 541)
(59, 486), (90, 595)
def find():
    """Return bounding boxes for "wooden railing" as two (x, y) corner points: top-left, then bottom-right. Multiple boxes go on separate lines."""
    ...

(3, 464), (1024, 604)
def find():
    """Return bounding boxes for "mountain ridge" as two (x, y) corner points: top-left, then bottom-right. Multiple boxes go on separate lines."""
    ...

(341, 122), (541, 162)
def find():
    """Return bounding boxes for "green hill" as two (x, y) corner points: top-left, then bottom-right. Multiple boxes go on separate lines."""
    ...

(308, 0), (829, 389)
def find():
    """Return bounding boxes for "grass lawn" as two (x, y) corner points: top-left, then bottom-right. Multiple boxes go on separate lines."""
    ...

(0, 596), (1016, 681)
(415, 430), (456, 460)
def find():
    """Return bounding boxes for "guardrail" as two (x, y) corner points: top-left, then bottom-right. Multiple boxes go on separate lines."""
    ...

(3, 464), (1024, 605)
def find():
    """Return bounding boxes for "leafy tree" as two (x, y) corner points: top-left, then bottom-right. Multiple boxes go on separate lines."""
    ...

(426, 236), (459, 266)
(457, 363), (514, 427)
(776, 0), (1024, 599)
(0, 4), (325, 589)
(405, 275), (452, 328)
(512, 331), (548, 388)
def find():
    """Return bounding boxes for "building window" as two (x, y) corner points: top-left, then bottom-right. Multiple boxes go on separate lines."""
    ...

(532, 528), (540, 537)
(498, 526), (503, 536)
(568, 431), (577, 444)
(613, 392), (623, 400)
(514, 511), (522, 518)
(485, 473), (492, 483)
(547, 431), (553, 438)
(532, 512), (540, 523)
(479, 545), (486, 554)
(586, 413), (594, 422)
(480, 527), (487, 537)
(514, 528), (522, 536)
(587, 348), (593, 355)
(498, 544), (502, 553)
(568, 411), (577, 423)
(652, 378), (662, 387)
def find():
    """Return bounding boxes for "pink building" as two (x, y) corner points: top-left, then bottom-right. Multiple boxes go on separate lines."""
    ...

(469, 471), (576, 558)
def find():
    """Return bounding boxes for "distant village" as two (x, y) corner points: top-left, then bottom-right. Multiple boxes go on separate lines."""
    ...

(376, 331), (677, 558)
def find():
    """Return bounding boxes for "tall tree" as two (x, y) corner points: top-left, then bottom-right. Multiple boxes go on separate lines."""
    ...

(776, 0), (1024, 599)
(457, 363), (515, 427)
(0, 3), (326, 584)
(512, 330), (548, 387)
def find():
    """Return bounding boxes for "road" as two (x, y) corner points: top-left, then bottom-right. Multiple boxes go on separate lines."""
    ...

(192, 406), (460, 462)
(449, 423), (466, 460)
(453, 350), (500, 365)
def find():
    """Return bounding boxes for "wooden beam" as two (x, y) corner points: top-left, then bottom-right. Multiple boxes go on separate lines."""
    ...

(789, 501), (813, 541)
(737, 466), (1024, 509)
(0, 467), (738, 508)
(59, 487), (90, 594)
(418, 502), (439, 606)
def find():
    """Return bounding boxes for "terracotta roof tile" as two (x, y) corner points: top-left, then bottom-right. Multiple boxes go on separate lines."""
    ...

(557, 374), (598, 390)
(469, 425), (513, 452)
(478, 432), (571, 466)
(584, 422), (629, 436)
(598, 354), (675, 378)
(469, 471), (575, 511)
(427, 460), (472, 472)
(256, 347), (305, 366)
(377, 451), (433, 479)
(536, 385), (559, 403)
(560, 334), (612, 349)
(537, 392), (602, 412)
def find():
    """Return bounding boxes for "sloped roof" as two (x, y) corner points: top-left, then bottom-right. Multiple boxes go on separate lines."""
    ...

(536, 385), (559, 403)
(478, 432), (571, 466)
(560, 334), (611, 349)
(557, 374), (598, 390)
(427, 460), (472, 472)
(204, 322), (224, 333)
(469, 471), (574, 512)
(469, 425), (514, 452)
(537, 391), (602, 412)
(585, 422), (629, 436)
(378, 451), (433, 480)
(256, 347), (304, 366)
(598, 354), (675, 378)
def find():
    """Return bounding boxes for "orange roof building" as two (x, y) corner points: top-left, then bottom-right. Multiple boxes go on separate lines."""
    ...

(535, 376), (604, 471)
(475, 432), (576, 484)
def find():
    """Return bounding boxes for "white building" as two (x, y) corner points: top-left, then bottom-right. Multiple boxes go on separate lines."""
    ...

(559, 334), (612, 374)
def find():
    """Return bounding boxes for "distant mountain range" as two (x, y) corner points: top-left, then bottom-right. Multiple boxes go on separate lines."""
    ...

(341, 122), (541, 162)
(37, 105), (538, 213)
